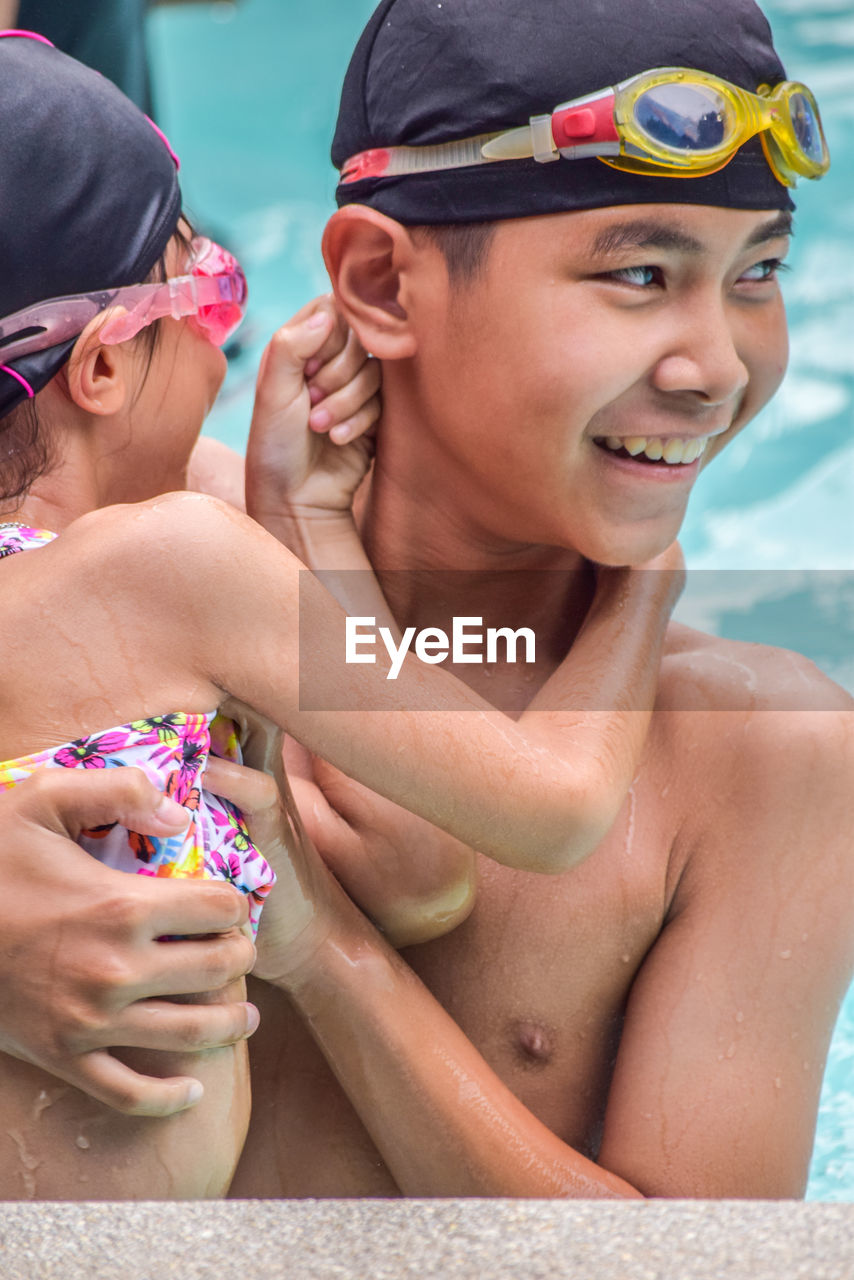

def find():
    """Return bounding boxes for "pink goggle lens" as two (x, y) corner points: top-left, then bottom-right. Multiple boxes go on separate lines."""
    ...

(186, 238), (247, 346)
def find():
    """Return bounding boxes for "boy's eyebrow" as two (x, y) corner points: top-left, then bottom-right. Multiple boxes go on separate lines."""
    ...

(743, 211), (794, 247)
(590, 211), (793, 257)
(591, 220), (704, 256)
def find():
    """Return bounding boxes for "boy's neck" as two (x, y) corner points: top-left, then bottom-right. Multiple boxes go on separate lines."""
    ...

(359, 400), (597, 675)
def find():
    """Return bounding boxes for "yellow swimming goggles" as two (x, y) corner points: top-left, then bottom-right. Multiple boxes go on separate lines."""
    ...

(340, 66), (829, 189)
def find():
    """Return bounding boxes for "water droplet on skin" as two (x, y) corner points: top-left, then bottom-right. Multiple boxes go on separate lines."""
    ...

(8, 1129), (41, 1197)
(774, 1077), (783, 1090)
(735, 1010), (745, 1024)
(31, 1086), (69, 1120)
(780, 949), (792, 960)
(725, 1043), (737, 1059)
(75, 1135), (90, 1150)
(620, 953), (630, 964)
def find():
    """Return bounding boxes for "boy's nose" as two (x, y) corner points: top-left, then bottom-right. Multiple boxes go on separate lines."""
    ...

(651, 302), (749, 408)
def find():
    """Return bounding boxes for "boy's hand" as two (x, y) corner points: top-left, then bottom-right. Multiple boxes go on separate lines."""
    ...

(246, 295), (381, 526)
(204, 754), (348, 989)
(0, 769), (258, 1116)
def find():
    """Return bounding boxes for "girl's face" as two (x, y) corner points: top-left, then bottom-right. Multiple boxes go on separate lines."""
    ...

(100, 228), (229, 503)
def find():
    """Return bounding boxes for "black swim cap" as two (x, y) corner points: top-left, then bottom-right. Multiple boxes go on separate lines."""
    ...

(332, 0), (795, 222)
(0, 33), (182, 418)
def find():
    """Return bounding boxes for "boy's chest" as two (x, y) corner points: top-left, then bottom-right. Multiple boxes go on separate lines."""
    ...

(401, 784), (674, 1148)
(249, 779), (677, 1198)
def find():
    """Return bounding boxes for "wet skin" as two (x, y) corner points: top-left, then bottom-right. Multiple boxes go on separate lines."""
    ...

(0, 223), (684, 1193)
(230, 205), (854, 1199)
(232, 623), (854, 1199)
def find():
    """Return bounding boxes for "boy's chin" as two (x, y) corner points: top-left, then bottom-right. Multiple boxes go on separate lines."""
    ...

(580, 523), (684, 569)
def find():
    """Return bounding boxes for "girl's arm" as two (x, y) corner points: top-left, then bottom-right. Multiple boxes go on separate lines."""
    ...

(76, 485), (676, 876)
(245, 304), (475, 943)
(242, 309), (682, 877)
(245, 297), (395, 626)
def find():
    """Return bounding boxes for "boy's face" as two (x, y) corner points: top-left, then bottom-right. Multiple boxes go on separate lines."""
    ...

(409, 203), (790, 564)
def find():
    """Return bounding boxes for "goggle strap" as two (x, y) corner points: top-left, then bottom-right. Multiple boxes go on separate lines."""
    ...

(481, 119), (560, 163)
(531, 115), (560, 163)
(0, 295), (111, 359)
(393, 133), (497, 176)
(0, 269), (245, 358)
(341, 132), (512, 182)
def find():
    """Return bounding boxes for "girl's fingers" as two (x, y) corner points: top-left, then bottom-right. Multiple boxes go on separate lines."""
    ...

(308, 326), (377, 401)
(329, 398), (381, 446)
(309, 363), (382, 434)
(253, 311), (337, 415)
(300, 297), (352, 379)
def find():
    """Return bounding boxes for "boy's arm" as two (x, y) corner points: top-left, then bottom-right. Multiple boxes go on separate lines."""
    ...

(221, 674), (854, 1198)
(598, 678), (854, 1196)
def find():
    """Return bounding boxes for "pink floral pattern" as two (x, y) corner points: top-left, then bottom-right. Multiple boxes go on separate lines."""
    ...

(0, 524), (274, 934)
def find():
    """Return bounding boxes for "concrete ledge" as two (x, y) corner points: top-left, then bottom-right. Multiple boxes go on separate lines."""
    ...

(0, 1199), (852, 1279)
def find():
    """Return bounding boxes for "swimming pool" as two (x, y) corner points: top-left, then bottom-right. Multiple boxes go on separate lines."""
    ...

(148, 0), (854, 1199)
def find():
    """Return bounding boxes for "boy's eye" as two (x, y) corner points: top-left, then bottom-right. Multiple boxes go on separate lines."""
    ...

(605, 265), (660, 287)
(739, 257), (789, 283)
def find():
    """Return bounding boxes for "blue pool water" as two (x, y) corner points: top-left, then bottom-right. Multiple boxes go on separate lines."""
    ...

(148, 0), (854, 1199)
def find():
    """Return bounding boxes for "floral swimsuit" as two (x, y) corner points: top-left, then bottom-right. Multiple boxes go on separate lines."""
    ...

(0, 524), (274, 934)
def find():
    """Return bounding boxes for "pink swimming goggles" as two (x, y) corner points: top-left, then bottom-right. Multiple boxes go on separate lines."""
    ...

(0, 237), (247, 361)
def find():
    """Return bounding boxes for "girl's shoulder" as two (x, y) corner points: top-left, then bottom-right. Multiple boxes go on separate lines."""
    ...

(56, 493), (255, 593)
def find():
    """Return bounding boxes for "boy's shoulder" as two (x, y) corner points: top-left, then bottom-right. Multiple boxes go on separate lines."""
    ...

(659, 620), (853, 715)
(656, 621), (854, 874)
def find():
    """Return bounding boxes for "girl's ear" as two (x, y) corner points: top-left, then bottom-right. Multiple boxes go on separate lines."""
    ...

(63, 314), (135, 416)
(322, 206), (421, 360)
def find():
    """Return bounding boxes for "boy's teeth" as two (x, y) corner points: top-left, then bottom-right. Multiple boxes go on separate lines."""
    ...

(601, 435), (707, 465)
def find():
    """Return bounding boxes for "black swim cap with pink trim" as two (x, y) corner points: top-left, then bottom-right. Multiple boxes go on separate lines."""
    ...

(332, 0), (795, 223)
(0, 32), (181, 418)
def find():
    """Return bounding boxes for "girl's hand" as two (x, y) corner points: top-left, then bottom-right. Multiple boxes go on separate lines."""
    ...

(246, 295), (381, 526)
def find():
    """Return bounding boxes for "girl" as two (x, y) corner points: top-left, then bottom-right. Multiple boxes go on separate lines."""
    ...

(0, 31), (680, 1198)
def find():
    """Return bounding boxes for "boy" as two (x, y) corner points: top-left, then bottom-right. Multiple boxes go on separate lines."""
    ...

(230, 0), (854, 1199)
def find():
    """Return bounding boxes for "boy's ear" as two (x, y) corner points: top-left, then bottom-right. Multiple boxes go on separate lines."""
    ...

(322, 206), (421, 360)
(62, 315), (133, 416)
